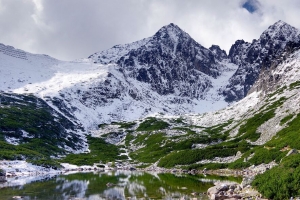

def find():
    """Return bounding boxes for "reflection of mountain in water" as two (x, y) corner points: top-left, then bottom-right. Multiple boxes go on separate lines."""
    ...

(0, 171), (241, 199)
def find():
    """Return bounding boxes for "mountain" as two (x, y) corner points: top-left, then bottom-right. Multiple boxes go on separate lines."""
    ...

(0, 20), (299, 153)
(89, 23), (231, 98)
(0, 23), (239, 130)
(2, 21), (300, 198)
(223, 20), (300, 101)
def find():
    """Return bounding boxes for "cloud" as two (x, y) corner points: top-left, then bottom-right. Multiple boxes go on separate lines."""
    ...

(0, 0), (299, 60)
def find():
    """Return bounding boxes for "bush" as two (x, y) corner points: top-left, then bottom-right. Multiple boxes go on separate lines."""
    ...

(136, 117), (169, 131)
(61, 136), (127, 166)
(158, 148), (237, 168)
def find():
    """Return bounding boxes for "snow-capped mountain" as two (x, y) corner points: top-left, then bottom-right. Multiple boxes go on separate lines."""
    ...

(0, 23), (238, 130)
(1, 21), (299, 131)
(223, 20), (300, 101)
(89, 23), (230, 98)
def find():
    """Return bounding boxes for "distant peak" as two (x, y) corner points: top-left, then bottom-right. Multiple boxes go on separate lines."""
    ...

(154, 23), (189, 42)
(274, 20), (287, 26)
(159, 23), (183, 32)
(167, 23), (176, 27)
(261, 20), (299, 40)
(266, 20), (295, 31)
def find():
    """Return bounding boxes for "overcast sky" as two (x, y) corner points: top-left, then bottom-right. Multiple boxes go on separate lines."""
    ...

(0, 0), (299, 61)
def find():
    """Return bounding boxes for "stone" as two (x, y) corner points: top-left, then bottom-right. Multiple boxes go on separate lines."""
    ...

(241, 176), (255, 188)
(208, 186), (220, 195)
(287, 149), (298, 156)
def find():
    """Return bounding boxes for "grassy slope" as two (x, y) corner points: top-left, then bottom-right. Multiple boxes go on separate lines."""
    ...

(2, 81), (300, 199)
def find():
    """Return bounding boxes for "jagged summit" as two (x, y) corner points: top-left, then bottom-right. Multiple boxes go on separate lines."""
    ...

(153, 23), (190, 43)
(260, 20), (299, 44)
(2, 20), (300, 128)
(223, 20), (300, 102)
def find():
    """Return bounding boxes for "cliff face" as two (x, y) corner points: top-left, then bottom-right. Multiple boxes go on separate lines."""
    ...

(223, 20), (300, 102)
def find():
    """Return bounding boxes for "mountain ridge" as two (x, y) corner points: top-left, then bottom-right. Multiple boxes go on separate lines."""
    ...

(0, 20), (299, 130)
(223, 20), (300, 101)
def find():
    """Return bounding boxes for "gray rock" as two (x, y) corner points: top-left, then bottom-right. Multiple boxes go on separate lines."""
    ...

(287, 149), (298, 157)
(208, 186), (220, 195)
(0, 176), (6, 182)
(241, 176), (255, 188)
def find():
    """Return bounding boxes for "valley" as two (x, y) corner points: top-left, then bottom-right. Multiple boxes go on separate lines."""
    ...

(1, 20), (300, 199)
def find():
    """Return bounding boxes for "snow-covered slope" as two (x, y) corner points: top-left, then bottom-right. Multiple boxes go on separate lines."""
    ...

(187, 45), (300, 145)
(0, 24), (237, 130)
(1, 21), (299, 132)
(0, 43), (59, 92)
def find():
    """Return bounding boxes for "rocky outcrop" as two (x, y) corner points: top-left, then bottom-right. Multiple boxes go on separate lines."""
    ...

(209, 45), (228, 61)
(207, 181), (264, 200)
(0, 169), (6, 182)
(89, 23), (226, 99)
(207, 182), (242, 200)
(248, 40), (300, 95)
(224, 20), (300, 102)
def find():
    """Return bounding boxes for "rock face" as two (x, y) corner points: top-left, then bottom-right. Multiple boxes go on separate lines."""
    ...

(248, 39), (300, 95)
(0, 170), (6, 182)
(209, 45), (228, 61)
(90, 23), (227, 99)
(1, 21), (300, 129)
(223, 20), (300, 102)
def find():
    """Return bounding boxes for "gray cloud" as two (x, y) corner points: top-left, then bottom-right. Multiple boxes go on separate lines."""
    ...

(0, 0), (299, 60)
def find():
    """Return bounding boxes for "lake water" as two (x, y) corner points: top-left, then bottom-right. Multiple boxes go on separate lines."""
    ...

(0, 171), (242, 200)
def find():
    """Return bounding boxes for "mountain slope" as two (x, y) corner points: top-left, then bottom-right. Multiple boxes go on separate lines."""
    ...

(89, 32), (300, 171)
(0, 24), (238, 130)
(223, 20), (300, 102)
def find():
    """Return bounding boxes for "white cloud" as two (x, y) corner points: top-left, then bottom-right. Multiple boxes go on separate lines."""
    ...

(0, 0), (299, 60)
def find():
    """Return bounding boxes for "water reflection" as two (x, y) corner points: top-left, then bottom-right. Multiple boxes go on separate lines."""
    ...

(0, 171), (241, 200)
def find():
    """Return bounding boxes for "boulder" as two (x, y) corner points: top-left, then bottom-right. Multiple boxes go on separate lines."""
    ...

(208, 186), (220, 196)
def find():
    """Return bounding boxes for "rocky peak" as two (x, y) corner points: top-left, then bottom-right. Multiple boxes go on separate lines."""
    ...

(209, 45), (228, 61)
(154, 23), (189, 43)
(114, 23), (222, 97)
(259, 20), (299, 49)
(223, 21), (300, 102)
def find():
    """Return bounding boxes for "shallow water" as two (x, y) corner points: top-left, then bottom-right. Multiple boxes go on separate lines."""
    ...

(0, 171), (242, 200)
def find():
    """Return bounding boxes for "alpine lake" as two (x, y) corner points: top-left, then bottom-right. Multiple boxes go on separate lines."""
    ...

(0, 171), (242, 200)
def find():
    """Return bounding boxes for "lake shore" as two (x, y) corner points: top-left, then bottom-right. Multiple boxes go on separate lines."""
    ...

(0, 160), (278, 199)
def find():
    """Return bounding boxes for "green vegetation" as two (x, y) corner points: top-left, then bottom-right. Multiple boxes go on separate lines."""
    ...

(172, 117), (185, 124)
(111, 121), (137, 129)
(130, 133), (171, 163)
(61, 135), (127, 166)
(252, 154), (300, 200)
(247, 147), (286, 165)
(266, 113), (300, 150)
(158, 147), (237, 168)
(125, 133), (134, 146)
(0, 93), (84, 168)
(237, 97), (286, 142)
(136, 117), (169, 131)
(268, 85), (287, 98)
(289, 80), (300, 90)
(280, 114), (294, 126)
(237, 110), (274, 142)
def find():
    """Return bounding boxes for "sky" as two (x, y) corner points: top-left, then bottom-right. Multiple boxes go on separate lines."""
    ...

(0, 0), (299, 61)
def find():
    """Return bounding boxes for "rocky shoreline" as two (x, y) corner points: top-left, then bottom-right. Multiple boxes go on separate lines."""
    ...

(207, 181), (266, 200)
